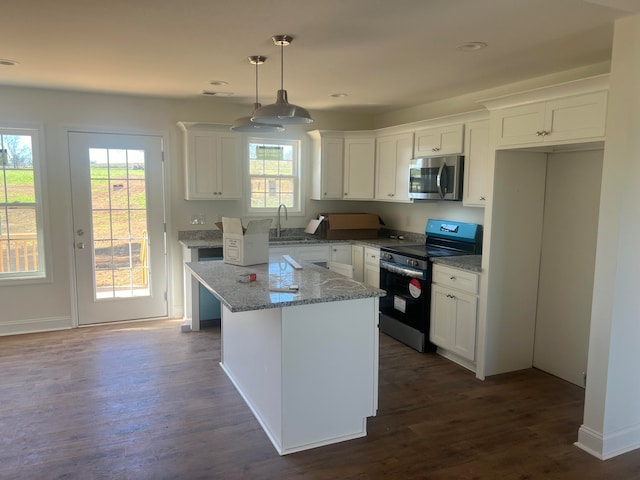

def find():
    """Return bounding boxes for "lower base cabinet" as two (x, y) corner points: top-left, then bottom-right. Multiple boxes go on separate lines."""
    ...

(429, 264), (479, 368)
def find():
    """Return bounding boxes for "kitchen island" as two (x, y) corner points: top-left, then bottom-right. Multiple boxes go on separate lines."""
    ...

(185, 257), (385, 455)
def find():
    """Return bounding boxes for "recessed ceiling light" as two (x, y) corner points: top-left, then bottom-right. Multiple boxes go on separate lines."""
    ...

(330, 93), (348, 98)
(0, 59), (19, 66)
(456, 42), (488, 52)
(201, 90), (234, 97)
(209, 80), (229, 86)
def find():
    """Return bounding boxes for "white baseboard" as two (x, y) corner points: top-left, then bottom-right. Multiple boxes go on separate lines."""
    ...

(0, 316), (72, 336)
(576, 423), (640, 460)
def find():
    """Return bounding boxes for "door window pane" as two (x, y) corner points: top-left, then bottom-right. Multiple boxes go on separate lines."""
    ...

(89, 148), (150, 298)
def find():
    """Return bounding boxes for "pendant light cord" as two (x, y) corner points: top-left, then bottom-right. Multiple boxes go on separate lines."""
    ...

(280, 42), (284, 90)
(255, 61), (259, 103)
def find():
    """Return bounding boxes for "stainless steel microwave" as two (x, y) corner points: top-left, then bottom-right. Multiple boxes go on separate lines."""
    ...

(409, 155), (464, 200)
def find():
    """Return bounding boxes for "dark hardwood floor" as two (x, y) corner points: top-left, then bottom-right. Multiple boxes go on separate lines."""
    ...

(1, 319), (639, 479)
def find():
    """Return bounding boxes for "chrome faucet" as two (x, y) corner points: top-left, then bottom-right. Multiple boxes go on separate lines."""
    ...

(276, 203), (288, 237)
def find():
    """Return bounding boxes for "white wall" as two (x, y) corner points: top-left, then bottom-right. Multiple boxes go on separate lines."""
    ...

(0, 86), (372, 334)
(533, 150), (603, 387)
(578, 13), (640, 460)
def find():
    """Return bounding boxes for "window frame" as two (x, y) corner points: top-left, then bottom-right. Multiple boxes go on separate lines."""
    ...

(0, 124), (50, 284)
(244, 136), (304, 216)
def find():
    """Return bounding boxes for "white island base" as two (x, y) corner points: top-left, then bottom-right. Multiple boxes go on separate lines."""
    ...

(220, 297), (379, 455)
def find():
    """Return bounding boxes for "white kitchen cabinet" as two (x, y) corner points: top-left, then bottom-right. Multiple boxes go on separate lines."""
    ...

(330, 243), (352, 264)
(178, 122), (242, 200)
(430, 264), (479, 366)
(295, 244), (331, 263)
(343, 133), (376, 200)
(308, 130), (344, 200)
(413, 124), (464, 157)
(494, 91), (607, 148)
(463, 119), (490, 207)
(375, 132), (414, 202)
(270, 244), (331, 264)
(363, 246), (380, 288)
(352, 244), (364, 283)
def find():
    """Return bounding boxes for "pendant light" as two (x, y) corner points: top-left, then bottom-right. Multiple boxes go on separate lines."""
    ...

(251, 35), (313, 125)
(231, 56), (285, 132)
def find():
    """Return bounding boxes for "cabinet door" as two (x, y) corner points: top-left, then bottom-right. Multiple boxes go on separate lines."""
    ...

(450, 290), (478, 361)
(217, 134), (242, 199)
(375, 133), (413, 202)
(414, 124), (464, 156)
(321, 136), (344, 199)
(430, 284), (454, 349)
(310, 132), (344, 200)
(295, 245), (331, 263)
(375, 136), (398, 199)
(330, 244), (352, 264)
(343, 136), (375, 200)
(364, 263), (380, 288)
(185, 130), (218, 200)
(494, 103), (546, 147)
(544, 91), (607, 144)
(352, 245), (364, 282)
(183, 128), (241, 200)
(463, 120), (490, 207)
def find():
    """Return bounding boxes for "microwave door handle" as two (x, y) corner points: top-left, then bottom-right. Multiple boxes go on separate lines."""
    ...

(436, 161), (446, 199)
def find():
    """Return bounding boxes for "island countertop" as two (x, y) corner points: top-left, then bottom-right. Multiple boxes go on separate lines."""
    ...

(185, 256), (386, 313)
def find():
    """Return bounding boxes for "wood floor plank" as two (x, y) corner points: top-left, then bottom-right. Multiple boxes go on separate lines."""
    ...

(1, 319), (639, 479)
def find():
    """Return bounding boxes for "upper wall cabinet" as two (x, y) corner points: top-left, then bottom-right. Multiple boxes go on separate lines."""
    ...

(308, 130), (344, 200)
(483, 75), (609, 149)
(178, 122), (242, 200)
(375, 132), (414, 203)
(343, 133), (376, 200)
(463, 119), (490, 208)
(493, 92), (607, 148)
(413, 124), (464, 157)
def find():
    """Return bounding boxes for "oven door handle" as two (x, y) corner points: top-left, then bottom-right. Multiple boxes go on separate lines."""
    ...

(380, 260), (426, 279)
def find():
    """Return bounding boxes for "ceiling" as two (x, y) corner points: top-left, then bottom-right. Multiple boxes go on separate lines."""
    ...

(0, 0), (638, 115)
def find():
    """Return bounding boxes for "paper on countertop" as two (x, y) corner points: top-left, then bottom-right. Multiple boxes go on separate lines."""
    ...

(304, 215), (325, 234)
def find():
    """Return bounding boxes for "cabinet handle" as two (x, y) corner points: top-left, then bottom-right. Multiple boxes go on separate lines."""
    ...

(480, 196), (486, 201)
(432, 147), (440, 152)
(450, 276), (456, 280)
(344, 192), (348, 196)
(446, 294), (456, 299)
(536, 131), (543, 136)
(324, 192), (327, 195)
(536, 130), (550, 137)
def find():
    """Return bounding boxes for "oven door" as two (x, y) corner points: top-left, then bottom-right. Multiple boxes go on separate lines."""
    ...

(379, 260), (430, 332)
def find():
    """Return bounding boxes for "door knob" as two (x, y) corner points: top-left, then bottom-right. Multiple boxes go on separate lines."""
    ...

(77, 242), (86, 249)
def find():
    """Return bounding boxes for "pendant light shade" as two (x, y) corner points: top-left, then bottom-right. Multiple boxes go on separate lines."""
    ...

(251, 35), (313, 125)
(231, 56), (284, 132)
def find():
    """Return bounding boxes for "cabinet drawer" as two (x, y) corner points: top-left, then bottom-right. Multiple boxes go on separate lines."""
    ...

(364, 247), (380, 266)
(432, 264), (478, 295)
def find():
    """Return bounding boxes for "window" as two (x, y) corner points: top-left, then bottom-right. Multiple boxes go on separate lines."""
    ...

(247, 138), (301, 214)
(0, 128), (46, 280)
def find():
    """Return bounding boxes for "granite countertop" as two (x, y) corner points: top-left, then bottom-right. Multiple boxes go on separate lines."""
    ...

(185, 256), (386, 313)
(431, 255), (482, 273)
(178, 235), (424, 250)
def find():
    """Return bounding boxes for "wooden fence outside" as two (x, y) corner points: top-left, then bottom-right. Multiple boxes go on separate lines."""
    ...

(0, 234), (38, 273)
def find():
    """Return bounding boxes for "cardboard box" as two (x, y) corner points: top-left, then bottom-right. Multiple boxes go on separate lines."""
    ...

(221, 217), (272, 266)
(309, 213), (382, 240)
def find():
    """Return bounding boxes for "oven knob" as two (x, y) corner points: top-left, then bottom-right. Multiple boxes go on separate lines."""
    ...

(407, 259), (418, 267)
(383, 253), (393, 260)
